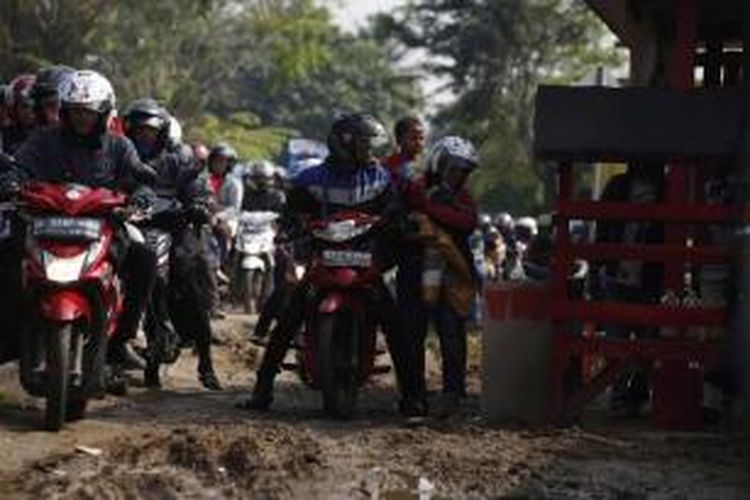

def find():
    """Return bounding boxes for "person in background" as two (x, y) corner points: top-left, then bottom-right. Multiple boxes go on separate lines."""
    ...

(2, 74), (37, 154)
(384, 116), (426, 189)
(30, 65), (76, 128)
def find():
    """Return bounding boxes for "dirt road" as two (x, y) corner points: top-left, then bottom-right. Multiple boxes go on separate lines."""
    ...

(0, 314), (748, 499)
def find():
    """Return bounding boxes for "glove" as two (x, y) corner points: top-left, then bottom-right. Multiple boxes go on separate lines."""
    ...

(0, 171), (22, 201)
(130, 186), (156, 212)
(188, 203), (212, 224)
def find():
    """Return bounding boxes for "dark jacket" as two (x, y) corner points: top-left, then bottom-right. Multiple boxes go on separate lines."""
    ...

(15, 126), (156, 192)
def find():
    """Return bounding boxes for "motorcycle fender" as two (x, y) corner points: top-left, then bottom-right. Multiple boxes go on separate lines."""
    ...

(40, 289), (92, 322)
(242, 255), (266, 270)
(318, 292), (347, 314)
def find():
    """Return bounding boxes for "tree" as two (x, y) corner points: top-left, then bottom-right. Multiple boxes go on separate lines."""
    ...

(0, 0), (424, 161)
(378, 0), (621, 214)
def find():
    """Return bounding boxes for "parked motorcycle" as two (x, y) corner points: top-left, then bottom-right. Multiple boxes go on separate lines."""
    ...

(233, 210), (279, 314)
(13, 182), (127, 430)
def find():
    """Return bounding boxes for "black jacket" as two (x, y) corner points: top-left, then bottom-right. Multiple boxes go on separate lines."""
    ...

(15, 127), (156, 192)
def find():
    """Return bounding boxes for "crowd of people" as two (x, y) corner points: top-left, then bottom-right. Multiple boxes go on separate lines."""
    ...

(0, 65), (494, 420)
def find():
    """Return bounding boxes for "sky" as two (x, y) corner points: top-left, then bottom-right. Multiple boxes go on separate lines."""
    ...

(328, 0), (405, 31)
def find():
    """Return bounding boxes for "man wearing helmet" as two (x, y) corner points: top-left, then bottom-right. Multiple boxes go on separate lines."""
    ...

(400, 135), (480, 416)
(11, 70), (159, 375)
(31, 65), (76, 128)
(122, 99), (222, 390)
(238, 113), (420, 415)
(2, 74), (38, 154)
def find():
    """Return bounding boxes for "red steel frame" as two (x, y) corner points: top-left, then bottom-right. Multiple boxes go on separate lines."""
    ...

(549, 0), (735, 429)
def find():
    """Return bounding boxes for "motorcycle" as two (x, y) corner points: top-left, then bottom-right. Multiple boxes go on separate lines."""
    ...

(14, 182), (127, 430)
(295, 211), (384, 419)
(233, 210), (279, 314)
(134, 193), (185, 386)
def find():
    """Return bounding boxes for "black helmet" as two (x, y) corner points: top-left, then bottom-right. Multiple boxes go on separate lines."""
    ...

(209, 142), (238, 163)
(327, 113), (389, 169)
(31, 66), (75, 126)
(123, 98), (170, 159)
(208, 142), (238, 175)
(31, 65), (75, 103)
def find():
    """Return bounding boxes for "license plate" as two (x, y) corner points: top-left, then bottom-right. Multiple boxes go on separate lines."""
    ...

(32, 217), (102, 240)
(322, 250), (372, 268)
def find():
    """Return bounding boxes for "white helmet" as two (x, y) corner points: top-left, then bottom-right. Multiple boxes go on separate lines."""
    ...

(253, 160), (275, 179)
(426, 136), (479, 179)
(168, 115), (183, 145)
(58, 70), (115, 115)
(515, 216), (538, 237)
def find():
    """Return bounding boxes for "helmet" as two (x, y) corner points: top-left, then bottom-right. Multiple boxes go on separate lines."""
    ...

(494, 212), (514, 231)
(6, 74), (37, 109)
(250, 160), (276, 189)
(209, 142), (238, 163)
(514, 216), (538, 242)
(6, 74), (37, 127)
(123, 98), (170, 159)
(59, 70), (115, 115)
(123, 98), (169, 131)
(208, 142), (238, 175)
(426, 136), (479, 189)
(31, 65), (75, 103)
(168, 115), (183, 145)
(327, 113), (390, 169)
(31, 65), (75, 126)
(253, 160), (275, 179)
(479, 213), (493, 230)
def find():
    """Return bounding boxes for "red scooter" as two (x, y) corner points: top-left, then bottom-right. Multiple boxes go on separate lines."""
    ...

(298, 211), (384, 418)
(16, 182), (126, 430)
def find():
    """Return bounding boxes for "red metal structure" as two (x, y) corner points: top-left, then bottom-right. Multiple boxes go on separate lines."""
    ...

(535, 0), (745, 429)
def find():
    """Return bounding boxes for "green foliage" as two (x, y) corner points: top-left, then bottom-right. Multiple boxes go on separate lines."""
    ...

(378, 0), (622, 215)
(185, 112), (293, 160)
(0, 0), (423, 159)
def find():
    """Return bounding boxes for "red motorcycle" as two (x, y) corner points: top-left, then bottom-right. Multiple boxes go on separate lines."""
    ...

(297, 211), (385, 418)
(17, 182), (126, 430)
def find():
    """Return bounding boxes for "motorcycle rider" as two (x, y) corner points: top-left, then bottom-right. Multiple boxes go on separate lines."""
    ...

(2, 74), (37, 154)
(246, 161), (291, 340)
(238, 113), (420, 415)
(122, 98), (222, 390)
(401, 136), (480, 416)
(30, 65), (76, 127)
(10, 70), (159, 377)
(208, 143), (242, 272)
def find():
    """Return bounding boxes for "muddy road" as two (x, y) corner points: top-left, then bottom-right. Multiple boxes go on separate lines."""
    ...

(0, 314), (748, 499)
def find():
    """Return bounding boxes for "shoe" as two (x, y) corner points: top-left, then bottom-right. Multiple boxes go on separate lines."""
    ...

(198, 368), (223, 391)
(123, 342), (147, 370)
(104, 365), (129, 396)
(236, 374), (274, 411)
(399, 398), (428, 424)
(436, 393), (461, 419)
(144, 363), (161, 389)
(236, 392), (273, 411)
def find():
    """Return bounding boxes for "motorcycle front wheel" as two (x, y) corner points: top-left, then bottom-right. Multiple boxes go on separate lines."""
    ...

(45, 323), (72, 431)
(317, 311), (360, 419)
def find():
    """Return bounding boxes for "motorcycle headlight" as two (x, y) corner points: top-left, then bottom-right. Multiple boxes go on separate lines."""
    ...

(43, 250), (87, 283)
(313, 220), (375, 243)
